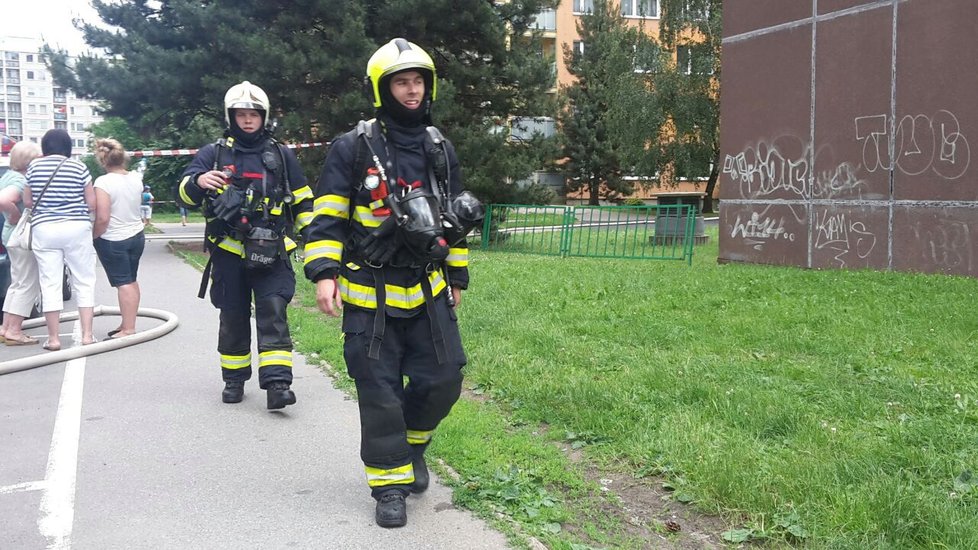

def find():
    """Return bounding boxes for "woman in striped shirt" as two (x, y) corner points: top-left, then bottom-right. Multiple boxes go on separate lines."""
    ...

(24, 129), (98, 350)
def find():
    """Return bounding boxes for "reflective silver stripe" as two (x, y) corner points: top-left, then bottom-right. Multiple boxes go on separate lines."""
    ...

(284, 236), (298, 252)
(294, 211), (314, 232)
(259, 350), (293, 367)
(406, 429), (432, 445)
(353, 206), (385, 228)
(292, 185), (313, 202)
(221, 353), (251, 370)
(304, 240), (343, 263)
(446, 247), (469, 267)
(212, 236), (245, 257)
(313, 194), (350, 219)
(179, 176), (198, 205)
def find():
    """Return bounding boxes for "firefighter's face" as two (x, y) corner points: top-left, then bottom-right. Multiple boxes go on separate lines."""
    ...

(389, 71), (425, 110)
(234, 108), (263, 133)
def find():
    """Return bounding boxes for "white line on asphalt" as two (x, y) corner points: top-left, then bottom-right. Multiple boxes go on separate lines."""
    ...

(0, 480), (46, 495)
(37, 354), (86, 550)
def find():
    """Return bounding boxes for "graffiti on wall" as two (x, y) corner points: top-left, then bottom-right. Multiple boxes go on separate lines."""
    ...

(729, 206), (800, 251)
(855, 110), (970, 180)
(722, 137), (869, 200)
(813, 210), (877, 267)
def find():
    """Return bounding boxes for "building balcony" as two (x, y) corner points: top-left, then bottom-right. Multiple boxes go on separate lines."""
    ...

(54, 113), (67, 121)
(531, 9), (557, 32)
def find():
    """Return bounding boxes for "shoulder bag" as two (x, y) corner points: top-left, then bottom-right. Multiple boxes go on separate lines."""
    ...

(7, 158), (69, 250)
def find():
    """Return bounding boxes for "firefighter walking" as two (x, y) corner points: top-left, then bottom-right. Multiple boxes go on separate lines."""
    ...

(176, 81), (313, 410)
(305, 38), (484, 527)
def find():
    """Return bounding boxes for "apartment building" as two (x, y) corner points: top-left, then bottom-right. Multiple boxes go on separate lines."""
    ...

(513, 1), (662, 140)
(0, 36), (102, 158)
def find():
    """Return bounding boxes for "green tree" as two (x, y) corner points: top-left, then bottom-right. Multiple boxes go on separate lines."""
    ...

(558, 0), (660, 205)
(652, 0), (723, 212)
(44, 0), (558, 204)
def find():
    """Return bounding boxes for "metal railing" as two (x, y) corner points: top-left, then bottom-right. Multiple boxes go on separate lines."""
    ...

(476, 204), (696, 264)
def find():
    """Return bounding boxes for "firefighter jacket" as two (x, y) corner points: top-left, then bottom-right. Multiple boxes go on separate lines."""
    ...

(303, 115), (470, 315)
(176, 135), (313, 256)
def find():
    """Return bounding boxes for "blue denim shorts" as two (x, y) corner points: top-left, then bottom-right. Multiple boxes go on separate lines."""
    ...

(94, 232), (145, 287)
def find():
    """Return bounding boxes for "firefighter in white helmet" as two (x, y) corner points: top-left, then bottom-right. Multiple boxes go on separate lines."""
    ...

(175, 81), (314, 410)
(304, 39), (483, 528)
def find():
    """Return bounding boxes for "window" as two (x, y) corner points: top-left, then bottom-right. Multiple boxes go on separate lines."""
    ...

(27, 104), (37, 114)
(26, 70), (35, 79)
(573, 0), (594, 14)
(39, 105), (47, 114)
(572, 40), (585, 57)
(54, 121), (67, 130)
(74, 139), (86, 148)
(26, 54), (34, 62)
(681, 1), (710, 20)
(622, 0), (658, 18)
(677, 44), (714, 75)
(633, 42), (662, 73)
(510, 117), (556, 141)
(70, 106), (76, 115)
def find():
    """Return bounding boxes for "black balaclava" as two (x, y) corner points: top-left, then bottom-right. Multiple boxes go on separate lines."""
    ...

(41, 128), (72, 157)
(227, 109), (266, 148)
(378, 68), (433, 128)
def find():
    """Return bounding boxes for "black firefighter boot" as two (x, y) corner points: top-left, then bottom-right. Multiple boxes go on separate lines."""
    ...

(375, 489), (408, 528)
(409, 443), (430, 494)
(266, 381), (296, 410)
(222, 381), (245, 403)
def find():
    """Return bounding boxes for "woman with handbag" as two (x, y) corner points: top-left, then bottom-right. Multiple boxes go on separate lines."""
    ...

(0, 141), (43, 345)
(24, 129), (98, 350)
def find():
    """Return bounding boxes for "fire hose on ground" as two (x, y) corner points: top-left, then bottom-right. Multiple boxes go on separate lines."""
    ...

(0, 305), (179, 376)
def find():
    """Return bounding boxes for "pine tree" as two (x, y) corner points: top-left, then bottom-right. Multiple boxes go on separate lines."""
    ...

(44, 0), (559, 204)
(653, 0), (723, 212)
(558, 0), (660, 205)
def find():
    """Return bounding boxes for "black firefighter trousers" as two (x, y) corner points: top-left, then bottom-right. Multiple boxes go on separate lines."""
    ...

(210, 248), (295, 388)
(342, 296), (466, 497)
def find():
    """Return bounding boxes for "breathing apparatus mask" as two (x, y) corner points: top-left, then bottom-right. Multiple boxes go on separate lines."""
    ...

(442, 191), (485, 246)
(391, 188), (449, 261)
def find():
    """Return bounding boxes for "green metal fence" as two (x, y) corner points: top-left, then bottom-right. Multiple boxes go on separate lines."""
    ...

(475, 204), (696, 264)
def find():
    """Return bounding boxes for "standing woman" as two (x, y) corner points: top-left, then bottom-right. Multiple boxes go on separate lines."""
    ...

(92, 138), (145, 338)
(25, 129), (98, 350)
(0, 141), (43, 345)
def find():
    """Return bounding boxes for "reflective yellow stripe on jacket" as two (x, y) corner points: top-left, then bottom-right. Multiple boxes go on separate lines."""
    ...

(210, 235), (297, 258)
(339, 270), (447, 311)
(446, 247), (468, 268)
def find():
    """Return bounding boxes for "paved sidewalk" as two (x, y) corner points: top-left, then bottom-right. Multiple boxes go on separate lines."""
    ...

(0, 225), (510, 549)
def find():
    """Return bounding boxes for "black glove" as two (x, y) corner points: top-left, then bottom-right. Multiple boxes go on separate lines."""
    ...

(360, 216), (399, 265)
(210, 186), (247, 224)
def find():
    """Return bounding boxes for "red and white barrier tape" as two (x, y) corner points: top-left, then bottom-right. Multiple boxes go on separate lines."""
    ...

(128, 141), (329, 157)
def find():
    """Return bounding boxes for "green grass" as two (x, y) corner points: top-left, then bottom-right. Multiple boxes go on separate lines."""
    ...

(174, 228), (978, 548)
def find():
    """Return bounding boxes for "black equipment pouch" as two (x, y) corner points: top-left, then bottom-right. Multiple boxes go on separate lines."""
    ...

(244, 226), (281, 271)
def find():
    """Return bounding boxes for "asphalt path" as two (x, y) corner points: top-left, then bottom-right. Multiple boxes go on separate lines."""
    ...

(0, 223), (510, 550)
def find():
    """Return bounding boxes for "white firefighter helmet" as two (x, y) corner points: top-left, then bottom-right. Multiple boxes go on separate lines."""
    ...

(223, 81), (270, 126)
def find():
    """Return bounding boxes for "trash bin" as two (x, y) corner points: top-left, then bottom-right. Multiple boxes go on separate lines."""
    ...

(651, 192), (709, 245)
